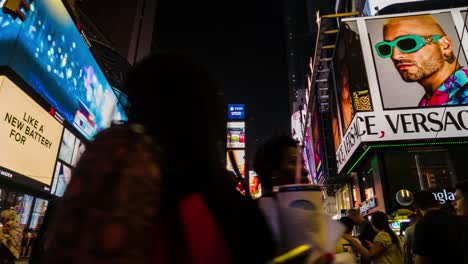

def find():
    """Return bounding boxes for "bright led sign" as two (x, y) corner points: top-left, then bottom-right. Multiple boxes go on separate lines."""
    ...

(0, 75), (63, 189)
(226, 149), (245, 178)
(0, 0), (127, 139)
(228, 104), (245, 120)
(227, 122), (245, 148)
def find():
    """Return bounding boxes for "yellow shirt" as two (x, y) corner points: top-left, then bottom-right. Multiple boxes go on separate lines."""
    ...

(336, 237), (355, 254)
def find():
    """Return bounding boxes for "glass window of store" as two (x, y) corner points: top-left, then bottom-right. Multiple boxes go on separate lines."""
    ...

(362, 171), (375, 201)
(16, 195), (34, 227)
(356, 159), (376, 202)
(29, 198), (48, 231)
(337, 185), (353, 211)
(350, 172), (361, 208)
(409, 148), (457, 191)
(0, 191), (35, 235)
(0, 189), (30, 222)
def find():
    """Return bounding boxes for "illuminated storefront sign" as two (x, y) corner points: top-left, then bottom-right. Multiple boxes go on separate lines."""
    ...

(337, 107), (468, 172)
(432, 189), (455, 204)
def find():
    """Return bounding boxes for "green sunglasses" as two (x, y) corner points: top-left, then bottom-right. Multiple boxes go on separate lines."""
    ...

(375, 35), (442, 58)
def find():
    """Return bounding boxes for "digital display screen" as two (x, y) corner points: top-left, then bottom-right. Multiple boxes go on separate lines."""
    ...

(0, 0), (21, 65)
(227, 104), (245, 120)
(51, 161), (72, 197)
(227, 122), (245, 148)
(0, 75), (63, 189)
(71, 137), (85, 167)
(249, 170), (261, 199)
(389, 221), (401, 229)
(334, 10), (468, 173)
(226, 150), (245, 178)
(366, 12), (467, 109)
(0, 0), (127, 139)
(58, 128), (75, 164)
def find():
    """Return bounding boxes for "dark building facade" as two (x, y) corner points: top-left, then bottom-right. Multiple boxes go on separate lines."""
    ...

(284, 0), (337, 186)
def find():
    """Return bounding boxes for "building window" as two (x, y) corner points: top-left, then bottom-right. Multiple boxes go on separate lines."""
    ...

(29, 198), (48, 231)
(410, 148), (456, 191)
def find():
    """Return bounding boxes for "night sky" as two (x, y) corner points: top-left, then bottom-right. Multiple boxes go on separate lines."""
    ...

(152, 0), (291, 164)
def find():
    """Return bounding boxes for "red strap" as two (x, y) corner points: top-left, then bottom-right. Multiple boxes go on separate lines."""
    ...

(178, 193), (232, 264)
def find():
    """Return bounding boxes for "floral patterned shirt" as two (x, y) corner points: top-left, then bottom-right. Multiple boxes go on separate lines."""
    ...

(419, 67), (468, 107)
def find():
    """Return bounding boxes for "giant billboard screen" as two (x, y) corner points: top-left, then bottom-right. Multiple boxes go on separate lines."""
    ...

(0, 1), (21, 66)
(0, 0), (127, 139)
(0, 75), (63, 189)
(333, 8), (468, 173)
(227, 122), (245, 148)
(226, 150), (246, 178)
(366, 12), (467, 109)
(228, 104), (245, 120)
(291, 110), (307, 143)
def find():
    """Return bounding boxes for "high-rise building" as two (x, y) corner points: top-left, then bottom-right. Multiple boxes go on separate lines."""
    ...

(284, 0), (337, 185)
(66, 0), (157, 65)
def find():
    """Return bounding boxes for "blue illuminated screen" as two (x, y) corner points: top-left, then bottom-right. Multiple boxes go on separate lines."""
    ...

(228, 104), (245, 120)
(0, 0), (127, 139)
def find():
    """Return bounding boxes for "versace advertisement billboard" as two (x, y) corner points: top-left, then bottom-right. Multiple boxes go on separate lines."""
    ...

(333, 8), (468, 173)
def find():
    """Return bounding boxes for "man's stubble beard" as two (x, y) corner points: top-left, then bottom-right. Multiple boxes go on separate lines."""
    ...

(395, 56), (445, 82)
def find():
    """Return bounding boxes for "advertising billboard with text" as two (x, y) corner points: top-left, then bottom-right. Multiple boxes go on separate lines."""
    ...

(0, 76), (63, 189)
(334, 8), (468, 173)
